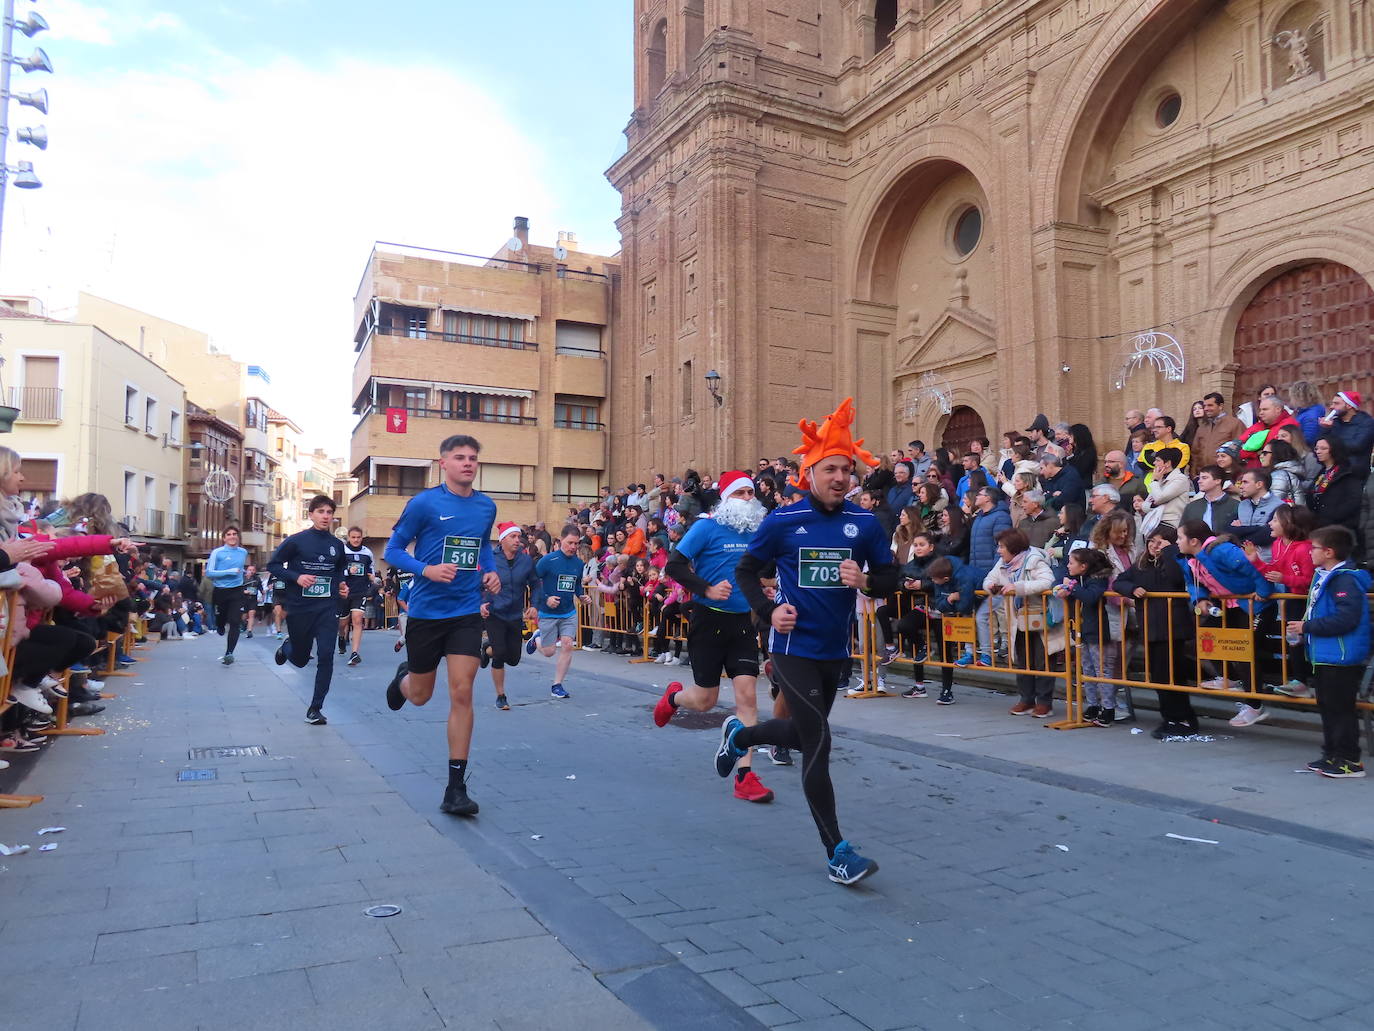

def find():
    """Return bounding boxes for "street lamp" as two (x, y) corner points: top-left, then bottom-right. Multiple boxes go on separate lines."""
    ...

(0, 0), (52, 274)
(704, 368), (723, 407)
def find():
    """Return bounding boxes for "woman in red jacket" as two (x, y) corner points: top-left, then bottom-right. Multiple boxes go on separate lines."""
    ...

(1245, 504), (1316, 698)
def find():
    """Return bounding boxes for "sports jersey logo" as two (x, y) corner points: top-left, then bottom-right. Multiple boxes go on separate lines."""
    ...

(843, 523), (858, 538)
(793, 526), (808, 535)
(330, 546), (338, 556)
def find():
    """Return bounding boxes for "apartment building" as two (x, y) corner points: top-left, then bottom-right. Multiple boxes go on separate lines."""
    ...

(240, 397), (276, 555)
(349, 220), (617, 551)
(267, 408), (304, 542)
(300, 448), (349, 530)
(185, 402), (245, 561)
(0, 304), (188, 558)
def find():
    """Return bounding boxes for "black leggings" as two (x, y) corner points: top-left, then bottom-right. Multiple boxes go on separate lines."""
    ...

(486, 617), (523, 670)
(1144, 639), (1198, 727)
(655, 601), (686, 657)
(212, 586), (243, 654)
(14, 624), (98, 686)
(733, 653), (847, 856)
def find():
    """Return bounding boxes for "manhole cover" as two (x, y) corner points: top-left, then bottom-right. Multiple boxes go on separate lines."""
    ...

(177, 768), (218, 782)
(364, 904), (402, 918)
(663, 709), (729, 730)
(188, 746), (267, 760)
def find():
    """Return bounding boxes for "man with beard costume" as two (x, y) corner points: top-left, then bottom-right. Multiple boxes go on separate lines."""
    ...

(654, 471), (776, 804)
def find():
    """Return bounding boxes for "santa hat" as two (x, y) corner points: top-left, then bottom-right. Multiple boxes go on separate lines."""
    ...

(1338, 389), (1363, 409)
(496, 521), (522, 542)
(717, 470), (754, 502)
(791, 397), (876, 490)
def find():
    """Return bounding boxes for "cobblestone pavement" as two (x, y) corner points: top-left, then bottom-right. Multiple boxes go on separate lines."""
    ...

(6, 629), (1371, 1030)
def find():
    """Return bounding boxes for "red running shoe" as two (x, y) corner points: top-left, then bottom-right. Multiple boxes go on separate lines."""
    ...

(653, 682), (682, 727)
(733, 769), (774, 804)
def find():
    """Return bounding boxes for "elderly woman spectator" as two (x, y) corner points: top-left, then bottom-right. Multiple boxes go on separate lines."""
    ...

(983, 529), (1062, 718)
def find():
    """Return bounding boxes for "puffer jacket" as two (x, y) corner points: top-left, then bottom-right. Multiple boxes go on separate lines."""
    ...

(482, 548), (541, 623)
(1303, 563), (1372, 666)
(1114, 545), (1193, 643)
(931, 556), (980, 616)
(1182, 538), (1274, 616)
(968, 500), (1012, 577)
(983, 547), (1064, 654)
(1269, 460), (1306, 506)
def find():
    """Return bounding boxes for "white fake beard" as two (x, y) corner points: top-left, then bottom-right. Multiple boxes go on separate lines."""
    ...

(714, 496), (767, 534)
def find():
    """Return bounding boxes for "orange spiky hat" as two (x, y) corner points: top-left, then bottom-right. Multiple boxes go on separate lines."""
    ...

(791, 397), (877, 490)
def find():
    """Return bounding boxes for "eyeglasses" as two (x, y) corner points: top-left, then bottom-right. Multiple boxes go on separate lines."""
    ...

(1260, 450), (1272, 456)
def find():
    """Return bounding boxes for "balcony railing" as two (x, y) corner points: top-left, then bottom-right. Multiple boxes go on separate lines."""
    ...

(553, 420), (606, 431)
(10, 386), (62, 420)
(355, 403), (537, 433)
(375, 323), (537, 351)
(353, 485), (534, 503)
(144, 510), (166, 537)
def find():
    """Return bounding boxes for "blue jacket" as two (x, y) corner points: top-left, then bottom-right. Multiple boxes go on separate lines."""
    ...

(1182, 539), (1274, 615)
(1042, 465), (1085, 511)
(1294, 404), (1325, 447)
(1304, 563), (1372, 667)
(968, 500), (1012, 577)
(886, 482), (913, 515)
(931, 557), (979, 616)
(482, 548), (540, 624)
(1061, 573), (1110, 641)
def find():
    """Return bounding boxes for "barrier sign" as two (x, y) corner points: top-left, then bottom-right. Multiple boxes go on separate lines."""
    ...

(943, 616), (976, 644)
(1197, 627), (1253, 663)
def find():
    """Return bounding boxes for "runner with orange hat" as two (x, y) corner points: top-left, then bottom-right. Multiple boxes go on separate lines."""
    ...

(654, 470), (774, 804)
(723, 398), (899, 885)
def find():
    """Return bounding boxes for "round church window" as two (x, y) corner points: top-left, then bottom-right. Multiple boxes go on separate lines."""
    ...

(952, 206), (982, 257)
(1156, 92), (1182, 128)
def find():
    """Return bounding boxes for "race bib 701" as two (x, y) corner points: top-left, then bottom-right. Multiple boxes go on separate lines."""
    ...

(797, 547), (850, 589)
(556, 574), (578, 593)
(442, 536), (480, 569)
(303, 576), (332, 598)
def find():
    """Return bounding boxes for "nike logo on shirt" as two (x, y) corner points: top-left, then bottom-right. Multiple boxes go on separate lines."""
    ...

(439, 515), (455, 521)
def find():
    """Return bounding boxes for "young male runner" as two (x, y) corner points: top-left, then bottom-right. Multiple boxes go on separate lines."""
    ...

(480, 521), (540, 710)
(336, 527), (375, 666)
(393, 573), (411, 652)
(205, 526), (248, 666)
(653, 471), (774, 803)
(722, 399), (898, 885)
(526, 527), (591, 699)
(240, 565), (260, 638)
(382, 435), (501, 817)
(267, 496), (350, 724)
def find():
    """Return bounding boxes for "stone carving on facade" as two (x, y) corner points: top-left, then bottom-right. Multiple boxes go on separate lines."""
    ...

(1273, 29), (1313, 82)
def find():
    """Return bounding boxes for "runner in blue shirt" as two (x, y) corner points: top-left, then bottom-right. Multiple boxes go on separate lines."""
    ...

(527, 526), (592, 699)
(653, 471), (774, 804)
(381, 434), (501, 818)
(720, 399), (898, 885)
(205, 526), (248, 665)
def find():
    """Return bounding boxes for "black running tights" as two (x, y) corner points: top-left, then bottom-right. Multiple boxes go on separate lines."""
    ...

(732, 653), (847, 855)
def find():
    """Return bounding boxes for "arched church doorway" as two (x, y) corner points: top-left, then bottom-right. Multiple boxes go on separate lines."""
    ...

(1234, 262), (1374, 409)
(940, 406), (986, 454)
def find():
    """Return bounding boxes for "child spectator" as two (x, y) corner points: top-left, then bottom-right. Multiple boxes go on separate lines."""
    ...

(1055, 548), (1116, 725)
(920, 555), (980, 704)
(1245, 504), (1316, 698)
(1286, 525), (1370, 778)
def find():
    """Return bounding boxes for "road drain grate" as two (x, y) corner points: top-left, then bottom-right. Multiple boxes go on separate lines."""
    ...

(188, 745), (267, 760)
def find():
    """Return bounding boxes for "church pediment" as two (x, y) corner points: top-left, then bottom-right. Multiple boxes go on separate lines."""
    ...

(896, 308), (996, 372)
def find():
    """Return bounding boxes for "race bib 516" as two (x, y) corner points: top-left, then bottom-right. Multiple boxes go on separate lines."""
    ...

(797, 547), (850, 589)
(442, 536), (480, 569)
(303, 576), (332, 598)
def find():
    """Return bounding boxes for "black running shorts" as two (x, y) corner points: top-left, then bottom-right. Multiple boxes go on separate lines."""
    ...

(404, 613), (484, 674)
(485, 616), (523, 670)
(687, 607), (760, 688)
(336, 593), (365, 616)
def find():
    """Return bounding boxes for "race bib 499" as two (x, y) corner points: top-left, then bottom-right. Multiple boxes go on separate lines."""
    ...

(798, 547), (850, 589)
(303, 576), (332, 598)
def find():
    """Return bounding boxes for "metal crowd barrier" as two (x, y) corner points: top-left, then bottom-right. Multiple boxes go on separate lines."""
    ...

(562, 584), (1374, 750)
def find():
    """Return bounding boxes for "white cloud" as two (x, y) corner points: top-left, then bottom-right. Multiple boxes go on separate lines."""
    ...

(2, 54), (557, 456)
(38, 1), (118, 46)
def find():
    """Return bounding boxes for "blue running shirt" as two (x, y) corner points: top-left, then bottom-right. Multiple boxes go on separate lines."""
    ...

(534, 551), (586, 617)
(745, 497), (890, 660)
(673, 516), (752, 614)
(384, 484), (497, 620)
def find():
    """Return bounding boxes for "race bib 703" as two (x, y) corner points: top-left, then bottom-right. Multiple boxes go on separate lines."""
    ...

(797, 547), (850, 589)
(442, 536), (480, 569)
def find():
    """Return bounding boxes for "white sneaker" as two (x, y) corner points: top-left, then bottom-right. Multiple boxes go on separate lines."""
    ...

(1200, 677), (1225, 690)
(845, 681), (865, 697)
(655, 653), (668, 663)
(666, 656), (681, 666)
(10, 684), (53, 715)
(1229, 704), (1268, 728)
(0, 758), (9, 770)
(38, 675), (62, 691)
(583, 643), (601, 652)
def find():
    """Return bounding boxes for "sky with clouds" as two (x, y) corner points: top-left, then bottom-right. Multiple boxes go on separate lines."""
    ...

(3, 0), (631, 454)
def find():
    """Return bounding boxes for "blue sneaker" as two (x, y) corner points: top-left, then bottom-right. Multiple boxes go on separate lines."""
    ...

(954, 650), (974, 667)
(117, 652), (135, 665)
(550, 683), (570, 699)
(525, 633), (541, 656)
(70, 664), (90, 673)
(827, 840), (878, 886)
(714, 716), (746, 777)
(976, 652), (993, 667)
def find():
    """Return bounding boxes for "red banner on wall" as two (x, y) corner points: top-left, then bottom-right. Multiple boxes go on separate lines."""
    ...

(385, 407), (408, 433)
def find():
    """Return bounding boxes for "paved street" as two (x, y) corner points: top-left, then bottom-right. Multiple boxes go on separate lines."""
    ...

(3, 628), (1372, 1030)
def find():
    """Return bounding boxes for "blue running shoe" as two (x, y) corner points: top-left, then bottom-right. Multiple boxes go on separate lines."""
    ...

(976, 652), (993, 667)
(550, 683), (570, 699)
(70, 663), (90, 673)
(714, 716), (746, 777)
(827, 840), (878, 886)
(954, 650), (974, 667)
(525, 633), (541, 656)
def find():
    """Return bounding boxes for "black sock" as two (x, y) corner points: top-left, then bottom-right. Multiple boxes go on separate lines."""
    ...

(735, 767), (750, 782)
(667, 690), (679, 708)
(448, 759), (467, 789)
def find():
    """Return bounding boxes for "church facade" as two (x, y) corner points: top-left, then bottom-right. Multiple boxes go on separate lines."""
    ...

(606, 0), (1374, 477)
